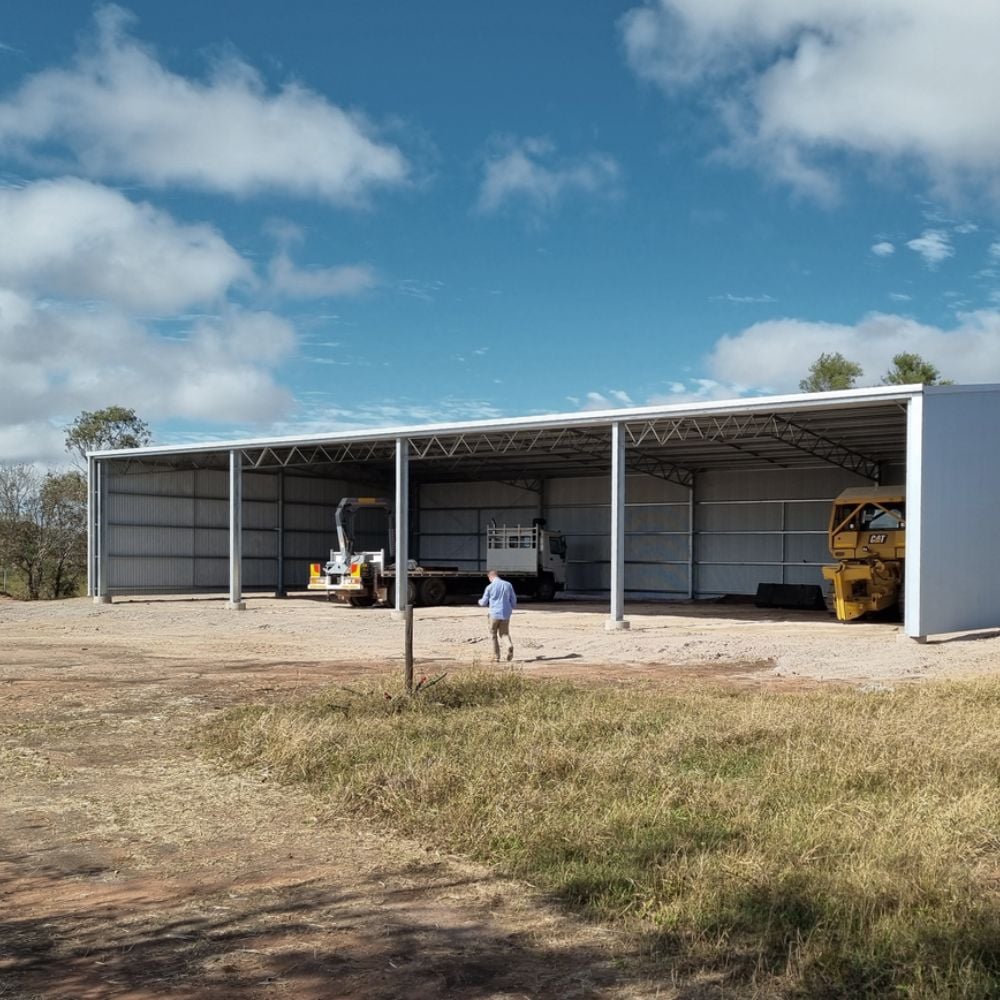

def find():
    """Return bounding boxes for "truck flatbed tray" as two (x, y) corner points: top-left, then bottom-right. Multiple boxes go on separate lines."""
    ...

(383, 567), (538, 577)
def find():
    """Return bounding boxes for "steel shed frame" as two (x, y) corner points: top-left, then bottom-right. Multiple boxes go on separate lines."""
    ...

(87, 384), (1000, 640)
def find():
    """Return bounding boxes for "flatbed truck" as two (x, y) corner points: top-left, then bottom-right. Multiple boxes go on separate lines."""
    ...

(308, 497), (567, 607)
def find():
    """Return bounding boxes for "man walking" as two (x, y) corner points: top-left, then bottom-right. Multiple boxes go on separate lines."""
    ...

(478, 569), (517, 662)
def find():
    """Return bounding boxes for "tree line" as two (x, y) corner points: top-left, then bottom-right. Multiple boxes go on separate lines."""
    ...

(799, 351), (950, 392)
(0, 407), (150, 599)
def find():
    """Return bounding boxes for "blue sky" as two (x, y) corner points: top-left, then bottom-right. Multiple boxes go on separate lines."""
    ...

(3, 1), (1000, 462)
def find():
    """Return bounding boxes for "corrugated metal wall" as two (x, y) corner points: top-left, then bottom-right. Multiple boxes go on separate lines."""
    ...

(106, 467), (380, 594)
(908, 389), (999, 636)
(692, 467), (873, 596)
(419, 465), (904, 598)
(107, 461), (905, 599)
(543, 474), (690, 596)
(417, 481), (541, 570)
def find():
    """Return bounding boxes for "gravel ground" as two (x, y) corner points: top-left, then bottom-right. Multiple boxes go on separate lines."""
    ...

(3, 593), (998, 687)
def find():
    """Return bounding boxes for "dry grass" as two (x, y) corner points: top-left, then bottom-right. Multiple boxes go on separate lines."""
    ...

(207, 671), (1000, 998)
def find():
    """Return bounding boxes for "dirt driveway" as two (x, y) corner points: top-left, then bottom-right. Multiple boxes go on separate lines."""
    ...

(2, 594), (998, 998)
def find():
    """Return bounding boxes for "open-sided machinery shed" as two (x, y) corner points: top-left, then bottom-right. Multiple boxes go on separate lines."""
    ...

(87, 384), (1000, 641)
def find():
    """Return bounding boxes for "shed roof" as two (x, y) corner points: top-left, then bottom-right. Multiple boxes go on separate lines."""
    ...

(89, 384), (967, 485)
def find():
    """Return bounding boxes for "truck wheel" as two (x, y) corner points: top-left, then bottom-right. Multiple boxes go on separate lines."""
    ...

(420, 578), (448, 607)
(537, 575), (556, 602)
(393, 579), (417, 607)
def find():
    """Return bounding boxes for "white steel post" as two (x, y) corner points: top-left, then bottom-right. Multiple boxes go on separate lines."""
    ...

(394, 437), (409, 617)
(93, 460), (111, 604)
(87, 455), (95, 597)
(229, 450), (246, 610)
(904, 394), (925, 641)
(607, 422), (629, 630)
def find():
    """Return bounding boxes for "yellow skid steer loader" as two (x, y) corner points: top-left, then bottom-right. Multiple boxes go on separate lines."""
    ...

(822, 486), (905, 622)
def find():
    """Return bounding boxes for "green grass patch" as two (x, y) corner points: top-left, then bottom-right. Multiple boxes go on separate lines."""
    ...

(206, 672), (1000, 997)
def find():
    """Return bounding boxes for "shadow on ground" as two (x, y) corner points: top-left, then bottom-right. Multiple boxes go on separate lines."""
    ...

(0, 856), (628, 1000)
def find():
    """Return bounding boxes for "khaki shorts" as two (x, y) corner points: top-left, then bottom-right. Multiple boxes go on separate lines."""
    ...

(489, 617), (510, 637)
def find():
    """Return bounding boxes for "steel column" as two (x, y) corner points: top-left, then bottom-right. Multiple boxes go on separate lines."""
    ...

(229, 450), (246, 610)
(607, 422), (629, 630)
(87, 455), (95, 597)
(904, 394), (924, 640)
(394, 437), (409, 615)
(93, 460), (111, 604)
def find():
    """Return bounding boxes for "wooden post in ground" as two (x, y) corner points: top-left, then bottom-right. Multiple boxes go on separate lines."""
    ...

(404, 603), (414, 693)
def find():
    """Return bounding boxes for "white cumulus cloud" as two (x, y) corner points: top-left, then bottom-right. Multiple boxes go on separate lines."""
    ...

(0, 5), (408, 203)
(572, 380), (746, 410)
(0, 178), (307, 463)
(477, 136), (621, 215)
(577, 389), (636, 410)
(268, 253), (376, 300)
(707, 310), (1000, 390)
(714, 292), (776, 303)
(647, 378), (749, 404)
(0, 177), (250, 312)
(906, 229), (954, 268)
(621, 0), (1000, 201)
(871, 241), (895, 257)
(0, 293), (296, 454)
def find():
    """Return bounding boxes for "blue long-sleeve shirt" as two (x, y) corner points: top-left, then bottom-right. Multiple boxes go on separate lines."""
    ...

(478, 577), (517, 620)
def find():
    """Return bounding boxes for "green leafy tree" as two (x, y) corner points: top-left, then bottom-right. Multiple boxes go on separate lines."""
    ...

(0, 464), (44, 598)
(881, 352), (952, 386)
(0, 466), (88, 600)
(65, 406), (151, 466)
(799, 353), (864, 392)
(40, 472), (88, 598)
(0, 406), (147, 599)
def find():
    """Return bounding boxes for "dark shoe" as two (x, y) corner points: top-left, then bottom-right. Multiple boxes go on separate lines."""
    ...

(506, 647), (514, 662)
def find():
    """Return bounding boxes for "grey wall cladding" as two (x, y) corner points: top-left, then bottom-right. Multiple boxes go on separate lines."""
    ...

(105, 465), (380, 594)
(105, 459), (904, 599)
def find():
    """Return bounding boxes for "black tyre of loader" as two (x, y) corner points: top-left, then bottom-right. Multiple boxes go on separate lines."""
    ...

(823, 585), (837, 616)
(420, 577), (448, 607)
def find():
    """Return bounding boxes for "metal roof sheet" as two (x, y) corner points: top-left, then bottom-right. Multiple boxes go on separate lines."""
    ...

(91, 384), (928, 460)
(89, 384), (998, 483)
